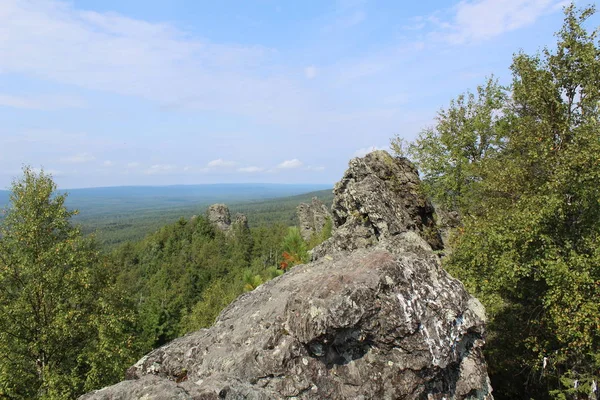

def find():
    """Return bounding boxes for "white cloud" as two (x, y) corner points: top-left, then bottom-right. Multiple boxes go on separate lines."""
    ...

(59, 152), (95, 163)
(237, 166), (264, 173)
(353, 145), (386, 157)
(0, 0), (320, 125)
(276, 159), (303, 169)
(304, 66), (318, 79)
(180, 165), (210, 173)
(432, 0), (563, 44)
(304, 165), (325, 172)
(145, 164), (176, 174)
(0, 93), (86, 110)
(126, 162), (140, 168)
(207, 159), (237, 168)
(103, 160), (113, 167)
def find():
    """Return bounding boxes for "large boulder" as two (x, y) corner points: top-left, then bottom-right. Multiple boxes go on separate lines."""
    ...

(297, 197), (331, 241)
(81, 151), (493, 400)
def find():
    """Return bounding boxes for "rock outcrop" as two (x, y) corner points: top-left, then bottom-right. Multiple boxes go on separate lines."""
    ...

(207, 204), (248, 233)
(297, 197), (331, 241)
(81, 151), (493, 400)
(312, 150), (443, 260)
(207, 204), (232, 232)
(233, 213), (249, 231)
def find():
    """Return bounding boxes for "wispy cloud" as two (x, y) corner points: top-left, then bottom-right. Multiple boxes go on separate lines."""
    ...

(238, 166), (264, 173)
(102, 160), (113, 167)
(324, 0), (367, 32)
(304, 165), (325, 172)
(353, 145), (387, 157)
(0, 0), (317, 124)
(430, 0), (564, 44)
(276, 159), (303, 169)
(0, 93), (86, 110)
(304, 66), (318, 79)
(59, 152), (95, 163)
(145, 164), (176, 174)
(126, 162), (140, 168)
(207, 159), (237, 168)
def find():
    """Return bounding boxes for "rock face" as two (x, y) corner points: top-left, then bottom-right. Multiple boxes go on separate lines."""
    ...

(312, 150), (443, 260)
(233, 213), (249, 231)
(208, 204), (232, 232)
(81, 151), (493, 400)
(297, 197), (331, 241)
(207, 204), (248, 233)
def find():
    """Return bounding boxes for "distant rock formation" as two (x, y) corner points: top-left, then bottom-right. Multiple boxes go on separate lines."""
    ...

(81, 151), (493, 400)
(232, 212), (249, 231)
(297, 197), (331, 241)
(207, 203), (231, 232)
(207, 204), (248, 233)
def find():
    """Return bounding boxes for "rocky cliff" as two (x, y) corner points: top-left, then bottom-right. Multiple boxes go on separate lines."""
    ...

(81, 151), (493, 400)
(297, 197), (331, 241)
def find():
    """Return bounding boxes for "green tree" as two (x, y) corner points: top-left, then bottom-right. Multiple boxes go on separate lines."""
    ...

(280, 227), (309, 270)
(0, 167), (135, 399)
(392, 76), (507, 215)
(398, 5), (600, 399)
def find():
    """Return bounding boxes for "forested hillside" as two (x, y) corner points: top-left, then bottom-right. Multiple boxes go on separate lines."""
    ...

(76, 189), (333, 248)
(0, 169), (331, 399)
(391, 5), (600, 399)
(0, 186), (332, 248)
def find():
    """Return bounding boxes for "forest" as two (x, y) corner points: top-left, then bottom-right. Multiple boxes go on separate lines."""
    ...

(0, 4), (598, 400)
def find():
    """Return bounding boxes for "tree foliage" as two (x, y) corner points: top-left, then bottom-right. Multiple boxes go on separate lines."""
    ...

(392, 76), (507, 214)
(0, 167), (135, 399)
(393, 5), (600, 399)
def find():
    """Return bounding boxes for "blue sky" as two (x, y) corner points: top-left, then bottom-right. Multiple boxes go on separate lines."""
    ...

(0, 0), (595, 188)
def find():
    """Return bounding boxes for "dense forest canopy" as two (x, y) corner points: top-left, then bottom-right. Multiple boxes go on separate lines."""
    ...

(392, 5), (600, 399)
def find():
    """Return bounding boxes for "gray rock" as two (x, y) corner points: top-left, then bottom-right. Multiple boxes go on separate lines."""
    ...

(297, 197), (331, 241)
(82, 249), (492, 399)
(232, 213), (249, 231)
(207, 204), (231, 232)
(207, 205), (249, 235)
(312, 150), (443, 260)
(81, 150), (493, 400)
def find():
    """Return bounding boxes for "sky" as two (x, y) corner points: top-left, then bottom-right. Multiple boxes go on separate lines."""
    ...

(0, 0), (595, 188)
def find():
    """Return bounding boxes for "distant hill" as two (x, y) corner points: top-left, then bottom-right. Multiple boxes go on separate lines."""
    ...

(0, 184), (333, 248)
(0, 184), (330, 212)
(9, 184), (334, 246)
